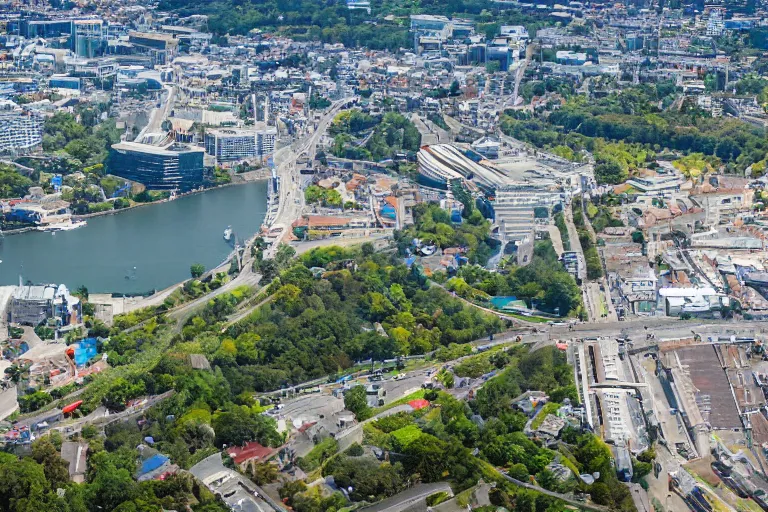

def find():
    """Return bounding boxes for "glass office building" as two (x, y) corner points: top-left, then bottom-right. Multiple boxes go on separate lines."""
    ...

(109, 141), (205, 192)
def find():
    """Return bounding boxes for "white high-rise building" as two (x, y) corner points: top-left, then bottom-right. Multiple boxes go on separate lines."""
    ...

(0, 101), (43, 152)
(204, 124), (277, 163)
(707, 8), (725, 37)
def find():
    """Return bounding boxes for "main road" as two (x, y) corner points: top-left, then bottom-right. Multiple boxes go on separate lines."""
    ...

(164, 98), (356, 323)
(264, 97), (355, 258)
(136, 84), (176, 143)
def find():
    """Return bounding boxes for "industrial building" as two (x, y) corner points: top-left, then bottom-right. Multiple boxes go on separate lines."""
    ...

(110, 141), (205, 192)
(9, 284), (82, 327)
(417, 143), (507, 194)
(8, 17), (107, 57)
(49, 75), (81, 92)
(571, 338), (650, 458)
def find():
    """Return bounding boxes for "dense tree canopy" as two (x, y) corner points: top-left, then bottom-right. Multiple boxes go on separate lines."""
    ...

(0, 165), (33, 199)
(501, 83), (768, 178)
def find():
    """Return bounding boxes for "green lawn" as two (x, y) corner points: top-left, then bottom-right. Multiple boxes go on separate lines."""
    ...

(504, 312), (552, 323)
(371, 389), (426, 416)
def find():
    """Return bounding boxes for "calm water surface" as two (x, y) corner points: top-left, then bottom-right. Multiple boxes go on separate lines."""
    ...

(0, 181), (268, 294)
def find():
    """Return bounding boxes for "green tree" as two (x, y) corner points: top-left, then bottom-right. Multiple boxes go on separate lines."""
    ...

(508, 462), (530, 481)
(0, 457), (53, 511)
(31, 438), (70, 490)
(87, 461), (137, 511)
(247, 462), (278, 485)
(402, 433), (449, 482)
(190, 263), (206, 279)
(594, 158), (628, 185)
(212, 406), (281, 448)
(0, 165), (33, 199)
(344, 385), (372, 421)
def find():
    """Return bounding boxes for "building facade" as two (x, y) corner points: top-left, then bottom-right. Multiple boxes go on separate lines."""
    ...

(9, 284), (81, 327)
(204, 127), (276, 163)
(0, 108), (43, 152)
(110, 141), (205, 191)
(128, 31), (179, 65)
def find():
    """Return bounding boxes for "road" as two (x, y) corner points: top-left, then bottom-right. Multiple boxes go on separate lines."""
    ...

(577, 195), (618, 323)
(221, 232), (392, 328)
(167, 267), (261, 325)
(510, 41), (536, 107)
(547, 223), (565, 256)
(500, 472), (609, 512)
(563, 201), (603, 324)
(0, 285), (15, 339)
(264, 97), (356, 258)
(156, 98), (356, 326)
(56, 391), (176, 438)
(359, 483), (453, 512)
(136, 84), (176, 143)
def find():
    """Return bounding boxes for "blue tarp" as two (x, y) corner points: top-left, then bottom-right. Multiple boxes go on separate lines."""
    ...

(140, 454), (168, 475)
(73, 338), (98, 366)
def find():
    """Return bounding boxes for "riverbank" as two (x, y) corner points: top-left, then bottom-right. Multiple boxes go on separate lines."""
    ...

(72, 176), (268, 221)
(1, 175), (270, 235)
(0, 226), (35, 236)
(0, 181), (269, 294)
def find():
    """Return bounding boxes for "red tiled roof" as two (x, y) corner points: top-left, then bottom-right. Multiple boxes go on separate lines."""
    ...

(297, 421), (317, 433)
(227, 441), (275, 465)
(292, 215), (353, 228)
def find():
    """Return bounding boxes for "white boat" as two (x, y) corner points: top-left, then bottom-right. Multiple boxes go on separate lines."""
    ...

(38, 220), (87, 232)
(223, 226), (233, 242)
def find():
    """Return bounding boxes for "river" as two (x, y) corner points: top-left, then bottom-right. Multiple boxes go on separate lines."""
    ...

(0, 181), (268, 294)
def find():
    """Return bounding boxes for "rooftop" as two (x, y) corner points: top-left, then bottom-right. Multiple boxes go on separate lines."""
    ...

(111, 141), (205, 156)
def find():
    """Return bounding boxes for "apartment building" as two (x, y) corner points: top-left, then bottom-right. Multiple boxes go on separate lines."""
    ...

(0, 102), (43, 152)
(204, 125), (276, 163)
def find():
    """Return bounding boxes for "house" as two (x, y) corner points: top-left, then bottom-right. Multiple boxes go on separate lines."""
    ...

(292, 215), (371, 238)
(511, 390), (549, 416)
(226, 441), (278, 469)
(536, 414), (567, 440)
(136, 449), (178, 481)
(61, 441), (88, 483)
(188, 354), (211, 370)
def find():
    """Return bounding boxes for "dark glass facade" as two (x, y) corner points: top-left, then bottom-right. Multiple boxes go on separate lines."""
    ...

(109, 144), (204, 192)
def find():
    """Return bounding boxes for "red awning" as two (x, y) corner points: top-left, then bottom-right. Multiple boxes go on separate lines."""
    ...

(408, 399), (430, 410)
